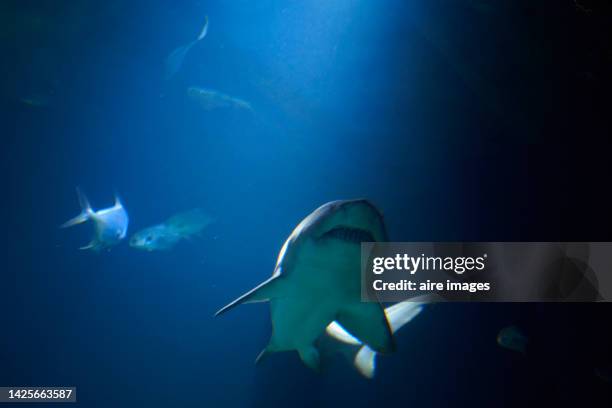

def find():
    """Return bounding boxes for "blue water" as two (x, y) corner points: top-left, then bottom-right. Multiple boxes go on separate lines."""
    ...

(2, 0), (612, 407)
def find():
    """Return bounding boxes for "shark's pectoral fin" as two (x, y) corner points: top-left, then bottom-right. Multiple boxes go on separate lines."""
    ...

(336, 302), (395, 354)
(298, 345), (321, 372)
(215, 275), (286, 316)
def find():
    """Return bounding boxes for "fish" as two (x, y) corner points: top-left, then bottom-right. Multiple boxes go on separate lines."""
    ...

(325, 298), (428, 378)
(165, 16), (209, 80)
(187, 87), (253, 111)
(130, 209), (213, 252)
(130, 225), (181, 252)
(497, 325), (528, 354)
(60, 188), (129, 251)
(19, 94), (51, 107)
(215, 199), (393, 371)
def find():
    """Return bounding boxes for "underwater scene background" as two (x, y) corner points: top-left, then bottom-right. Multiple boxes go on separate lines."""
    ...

(2, 0), (611, 406)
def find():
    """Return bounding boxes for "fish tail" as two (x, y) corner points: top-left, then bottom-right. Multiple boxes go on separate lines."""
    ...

(113, 189), (123, 207)
(197, 15), (209, 41)
(60, 187), (93, 228)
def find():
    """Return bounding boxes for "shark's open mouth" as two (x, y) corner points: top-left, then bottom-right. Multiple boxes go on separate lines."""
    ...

(321, 226), (375, 243)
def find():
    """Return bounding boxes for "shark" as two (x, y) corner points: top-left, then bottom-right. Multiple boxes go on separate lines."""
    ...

(215, 199), (394, 370)
(60, 188), (129, 251)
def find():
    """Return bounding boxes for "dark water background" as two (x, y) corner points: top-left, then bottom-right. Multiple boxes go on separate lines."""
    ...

(2, 0), (611, 406)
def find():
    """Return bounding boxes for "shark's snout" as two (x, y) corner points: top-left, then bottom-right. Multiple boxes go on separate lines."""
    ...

(314, 199), (387, 243)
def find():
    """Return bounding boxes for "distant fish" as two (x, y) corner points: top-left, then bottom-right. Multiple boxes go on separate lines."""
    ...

(497, 325), (528, 354)
(19, 94), (51, 108)
(187, 87), (253, 111)
(165, 16), (209, 80)
(61, 188), (129, 251)
(130, 209), (213, 252)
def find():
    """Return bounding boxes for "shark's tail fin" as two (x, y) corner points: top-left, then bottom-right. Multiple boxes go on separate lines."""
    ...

(60, 187), (94, 228)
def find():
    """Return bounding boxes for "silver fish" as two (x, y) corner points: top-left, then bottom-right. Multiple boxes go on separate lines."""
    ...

(61, 188), (129, 251)
(497, 325), (528, 354)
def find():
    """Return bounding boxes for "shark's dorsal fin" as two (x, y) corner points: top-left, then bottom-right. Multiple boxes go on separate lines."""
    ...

(215, 275), (285, 316)
(336, 302), (395, 354)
